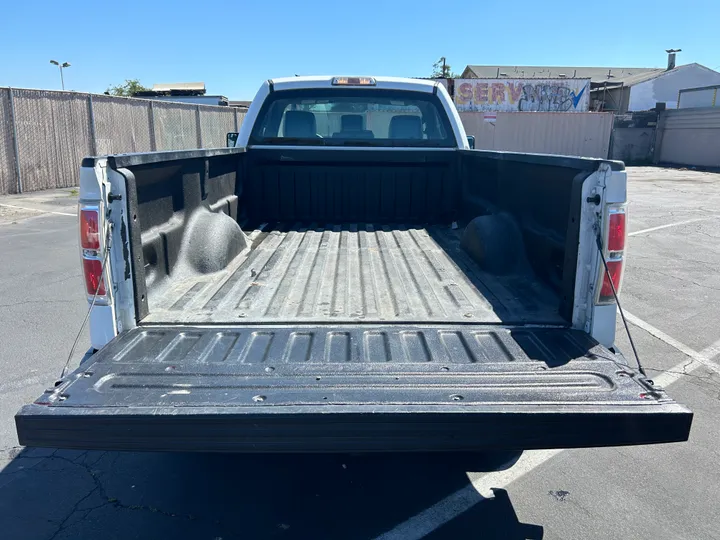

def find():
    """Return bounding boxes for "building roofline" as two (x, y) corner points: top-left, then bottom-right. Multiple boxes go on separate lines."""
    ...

(459, 63), (717, 87)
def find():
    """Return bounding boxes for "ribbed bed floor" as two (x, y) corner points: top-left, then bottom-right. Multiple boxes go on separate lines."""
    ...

(144, 224), (564, 324)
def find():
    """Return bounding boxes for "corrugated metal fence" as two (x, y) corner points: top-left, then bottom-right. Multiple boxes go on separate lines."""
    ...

(655, 107), (720, 168)
(0, 88), (246, 195)
(460, 111), (614, 158)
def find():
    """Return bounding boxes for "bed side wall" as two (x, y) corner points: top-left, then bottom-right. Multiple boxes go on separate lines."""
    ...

(118, 152), (243, 320)
(458, 150), (594, 320)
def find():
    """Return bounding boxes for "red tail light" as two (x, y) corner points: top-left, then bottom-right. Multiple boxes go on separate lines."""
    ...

(599, 260), (623, 300)
(79, 204), (107, 299)
(83, 259), (106, 296)
(80, 209), (100, 250)
(607, 212), (626, 252)
(597, 205), (627, 305)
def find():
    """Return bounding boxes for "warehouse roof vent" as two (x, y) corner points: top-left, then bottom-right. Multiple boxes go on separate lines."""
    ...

(666, 49), (682, 70)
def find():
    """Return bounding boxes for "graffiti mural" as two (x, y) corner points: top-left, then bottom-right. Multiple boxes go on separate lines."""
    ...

(454, 78), (590, 112)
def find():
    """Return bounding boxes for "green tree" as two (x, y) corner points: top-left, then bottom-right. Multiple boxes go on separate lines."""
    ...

(431, 57), (458, 79)
(105, 79), (150, 96)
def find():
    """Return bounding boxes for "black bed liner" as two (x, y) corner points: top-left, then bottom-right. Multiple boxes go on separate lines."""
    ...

(16, 325), (692, 453)
(145, 224), (563, 325)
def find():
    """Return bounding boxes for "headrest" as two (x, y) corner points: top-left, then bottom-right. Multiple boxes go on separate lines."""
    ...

(388, 115), (422, 139)
(284, 111), (317, 138)
(341, 115), (363, 131)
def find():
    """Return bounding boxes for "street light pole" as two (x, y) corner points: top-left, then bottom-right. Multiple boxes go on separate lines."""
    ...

(49, 60), (71, 90)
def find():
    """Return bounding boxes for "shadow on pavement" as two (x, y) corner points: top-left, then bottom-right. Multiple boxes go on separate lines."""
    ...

(1, 447), (542, 539)
(427, 488), (544, 540)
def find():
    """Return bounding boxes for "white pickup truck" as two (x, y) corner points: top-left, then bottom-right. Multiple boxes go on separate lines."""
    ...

(16, 76), (691, 453)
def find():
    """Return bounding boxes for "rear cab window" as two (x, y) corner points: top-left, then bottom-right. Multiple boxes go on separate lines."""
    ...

(249, 88), (454, 147)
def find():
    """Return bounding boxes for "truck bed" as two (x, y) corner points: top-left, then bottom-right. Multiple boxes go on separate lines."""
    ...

(15, 148), (693, 453)
(145, 223), (564, 325)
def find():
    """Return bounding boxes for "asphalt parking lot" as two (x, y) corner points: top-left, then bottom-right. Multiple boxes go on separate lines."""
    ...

(2, 167), (720, 540)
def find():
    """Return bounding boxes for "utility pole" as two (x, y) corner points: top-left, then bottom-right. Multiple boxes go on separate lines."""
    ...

(50, 60), (71, 90)
(441, 57), (447, 78)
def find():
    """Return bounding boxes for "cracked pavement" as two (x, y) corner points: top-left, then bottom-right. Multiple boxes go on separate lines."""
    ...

(3, 168), (720, 539)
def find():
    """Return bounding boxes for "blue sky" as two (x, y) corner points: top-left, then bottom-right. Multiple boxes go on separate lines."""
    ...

(1, 0), (718, 100)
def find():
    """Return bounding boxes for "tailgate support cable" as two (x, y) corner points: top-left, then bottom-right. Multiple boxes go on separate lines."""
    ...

(596, 233), (647, 377)
(59, 224), (113, 380)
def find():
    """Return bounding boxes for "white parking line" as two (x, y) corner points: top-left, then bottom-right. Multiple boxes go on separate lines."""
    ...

(0, 203), (76, 217)
(375, 315), (720, 540)
(624, 310), (720, 377)
(375, 450), (562, 540)
(622, 311), (703, 363)
(629, 217), (717, 237)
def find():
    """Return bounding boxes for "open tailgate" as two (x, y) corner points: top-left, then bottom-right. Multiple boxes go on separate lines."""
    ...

(16, 325), (692, 453)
